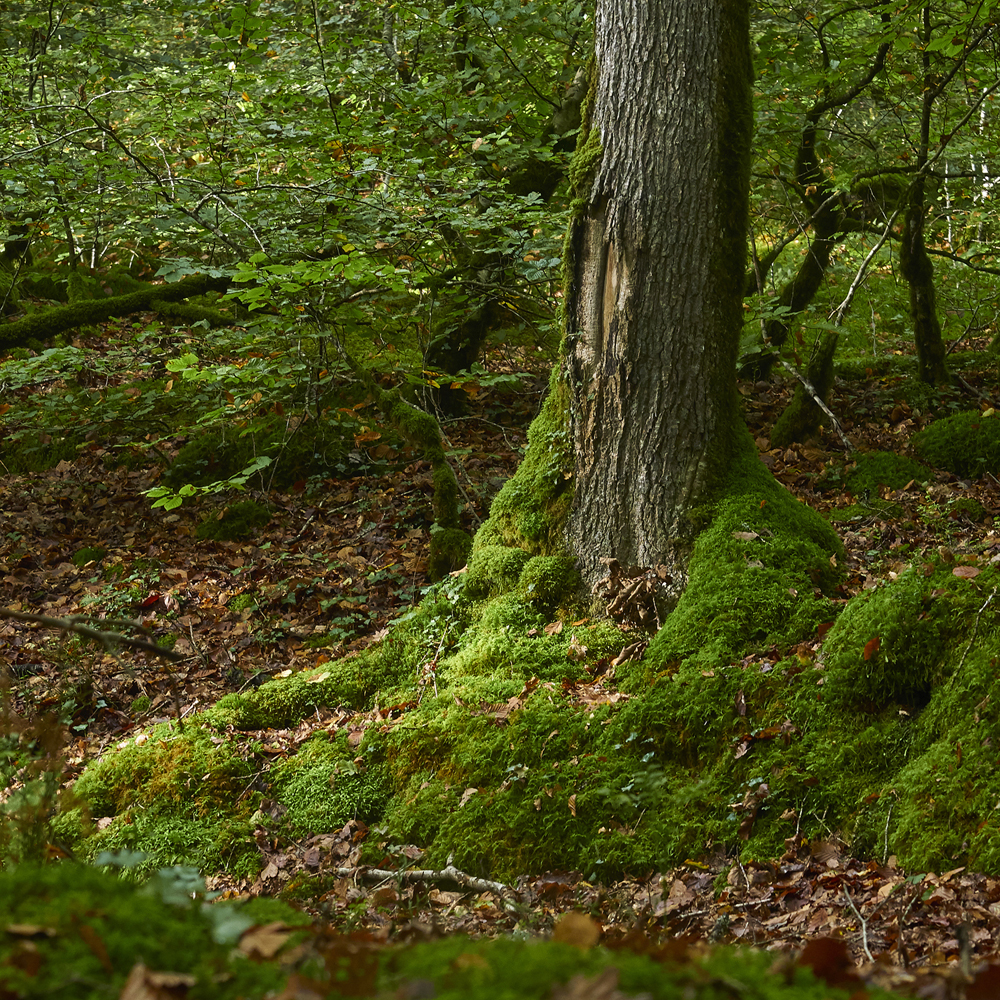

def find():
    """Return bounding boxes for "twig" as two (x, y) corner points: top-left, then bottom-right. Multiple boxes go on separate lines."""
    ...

(735, 854), (751, 897)
(331, 863), (517, 909)
(776, 357), (853, 453)
(953, 587), (997, 675)
(897, 883), (923, 969)
(842, 886), (874, 963)
(883, 802), (893, 864)
(681, 898), (774, 919)
(0, 606), (189, 729)
(828, 210), (901, 326)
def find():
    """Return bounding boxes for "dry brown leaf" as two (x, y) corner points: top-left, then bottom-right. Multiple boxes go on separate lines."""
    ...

(552, 910), (602, 950)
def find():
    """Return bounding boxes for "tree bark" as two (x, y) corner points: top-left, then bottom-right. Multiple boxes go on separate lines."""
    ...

(901, 5), (948, 386)
(565, 0), (753, 589)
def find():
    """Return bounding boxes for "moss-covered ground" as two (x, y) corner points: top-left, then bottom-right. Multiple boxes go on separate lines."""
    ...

(0, 861), (899, 999)
(33, 354), (997, 889)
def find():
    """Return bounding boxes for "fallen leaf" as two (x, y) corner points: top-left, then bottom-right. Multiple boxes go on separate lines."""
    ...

(552, 911), (601, 950)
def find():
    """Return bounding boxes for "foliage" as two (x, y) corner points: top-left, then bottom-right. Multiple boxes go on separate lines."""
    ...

(196, 499), (272, 541)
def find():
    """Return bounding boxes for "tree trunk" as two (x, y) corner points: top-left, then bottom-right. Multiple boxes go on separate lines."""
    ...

(564, 0), (753, 590)
(900, 176), (948, 384)
(901, 5), (948, 386)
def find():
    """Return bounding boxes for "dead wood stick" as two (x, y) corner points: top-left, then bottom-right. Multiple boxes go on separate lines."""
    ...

(332, 863), (516, 906)
(0, 607), (187, 662)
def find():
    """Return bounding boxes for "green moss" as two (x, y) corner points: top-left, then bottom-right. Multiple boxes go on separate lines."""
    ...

(472, 365), (573, 556)
(196, 499), (272, 542)
(70, 724), (261, 876)
(428, 525), (473, 580)
(518, 555), (581, 607)
(647, 444), (843, 668)
(71, 546), (107, 566)
(0, 864), (293, 999)
(823, 559), (995, 708)
(206, 639), (416, 729)
(381, 936), (894, 1000)
(948, 496), (988, 522)
(228, 592), (258, 613)
(913, 409), (1000, 479)
(841, 450), (930, 495)
(465, 544), (531, 598)
(269, 734), (392, 833)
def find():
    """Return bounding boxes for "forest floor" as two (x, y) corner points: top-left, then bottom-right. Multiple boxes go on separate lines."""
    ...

(2, 341), (1000, 998)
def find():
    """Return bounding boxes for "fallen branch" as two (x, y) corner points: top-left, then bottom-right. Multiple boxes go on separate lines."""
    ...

(0, 607), (187, 663)
(842, 886), (875, 963)
(777, 356), (853, 453)
(0, 271), (231, 350)
(331, 862), (516, 908)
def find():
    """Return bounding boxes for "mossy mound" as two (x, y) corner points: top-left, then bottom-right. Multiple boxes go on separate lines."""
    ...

(842, 450), (930, 495)
(70, 723), (259, 877)
(66, 552), (1000, 880)
(912, 409), (1000, 479)
(63, 375), (1000, 883)
(196, 499), (272, 541)
(822, 558), (990, 708)
(647, 441), (843, 668)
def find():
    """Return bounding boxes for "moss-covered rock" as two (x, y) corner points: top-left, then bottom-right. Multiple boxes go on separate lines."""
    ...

(823, 557), (995, 708)
(841, 450), (930, 495)
(913, 409), (1000, 479)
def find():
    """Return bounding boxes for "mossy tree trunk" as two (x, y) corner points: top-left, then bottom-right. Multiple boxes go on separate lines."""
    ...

(900, 6), (948, 386)
(563, 0), (753, 590)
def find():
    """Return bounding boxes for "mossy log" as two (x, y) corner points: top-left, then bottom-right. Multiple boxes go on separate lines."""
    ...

(0, 272), (232, 350)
